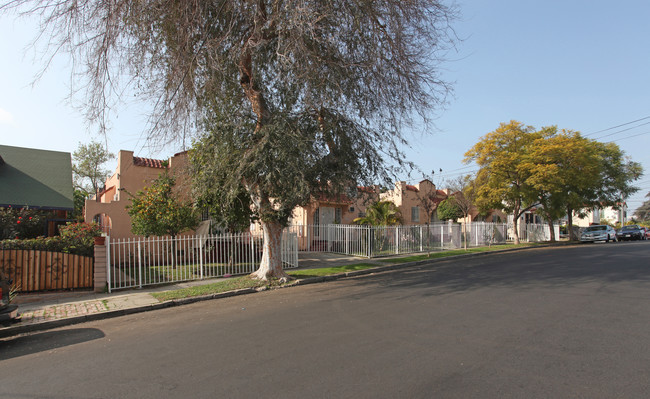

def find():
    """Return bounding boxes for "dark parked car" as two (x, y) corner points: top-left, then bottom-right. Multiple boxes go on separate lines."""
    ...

(642, 226), (650, 239)
(615, 225), (646, 241)
(580, 225), (617, 243)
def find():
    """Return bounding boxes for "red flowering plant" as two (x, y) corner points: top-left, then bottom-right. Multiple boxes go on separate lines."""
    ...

(0, 206), (49, 240)
(58, 222), (103, 257)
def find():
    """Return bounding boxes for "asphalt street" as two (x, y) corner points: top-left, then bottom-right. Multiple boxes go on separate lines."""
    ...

(1, 242), (649, 398)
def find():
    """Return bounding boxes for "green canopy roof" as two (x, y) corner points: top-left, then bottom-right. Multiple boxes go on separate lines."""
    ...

(0, 145), (74, 211)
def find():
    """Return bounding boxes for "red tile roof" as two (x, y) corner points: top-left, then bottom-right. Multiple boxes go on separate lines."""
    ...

(405, 185), (419, 192)
(133, 156), (167, 169)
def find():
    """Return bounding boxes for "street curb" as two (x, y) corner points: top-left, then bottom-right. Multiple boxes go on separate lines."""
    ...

(0, 243), (564, 339)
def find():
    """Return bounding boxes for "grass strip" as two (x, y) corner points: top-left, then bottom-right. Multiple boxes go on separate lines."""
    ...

(287, 263), (378, 278)
(378, 243), (537, 264)
(151, 276), (268, 302)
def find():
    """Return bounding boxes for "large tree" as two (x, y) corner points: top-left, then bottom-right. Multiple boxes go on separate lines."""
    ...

(464, 121), (544, 244)
(522, 128), (594, 242)
(468, 122), (642, 243)
(4, 0), (458, 280)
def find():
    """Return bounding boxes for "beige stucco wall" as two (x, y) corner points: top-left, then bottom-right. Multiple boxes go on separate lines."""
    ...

(380, 180), (445, 225)
(84, 150), (190, 239)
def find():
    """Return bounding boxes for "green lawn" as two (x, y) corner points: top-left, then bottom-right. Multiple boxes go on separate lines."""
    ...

(378, 243), (537, 263)
(287, 263), (378, 278)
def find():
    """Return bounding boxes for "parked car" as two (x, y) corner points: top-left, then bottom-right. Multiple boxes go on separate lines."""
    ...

(641, 226), (650, 239)
(615, 225), (645, 241)
(580, 225), (618, 243)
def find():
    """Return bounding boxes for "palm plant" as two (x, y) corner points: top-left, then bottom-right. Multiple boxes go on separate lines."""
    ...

(353, 201), (402, 226)
(354, 200), (402, 255)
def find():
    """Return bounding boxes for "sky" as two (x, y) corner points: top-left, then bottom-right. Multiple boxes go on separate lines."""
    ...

(1, 1), (649, 215)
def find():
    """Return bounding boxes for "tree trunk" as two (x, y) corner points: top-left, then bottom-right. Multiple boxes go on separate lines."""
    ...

(547, 219), (556, 242)
(512, 207), (521, 245)
(566, 205), (575, 241)
(250, 220), (291, 281)
(463, 221), (468, 250)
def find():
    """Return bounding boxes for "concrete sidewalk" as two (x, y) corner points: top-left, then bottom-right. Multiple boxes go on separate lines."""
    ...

(1, 252), (380, 338)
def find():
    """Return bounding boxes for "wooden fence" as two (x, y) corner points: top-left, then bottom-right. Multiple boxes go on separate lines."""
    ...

(0, 250), (94, 292)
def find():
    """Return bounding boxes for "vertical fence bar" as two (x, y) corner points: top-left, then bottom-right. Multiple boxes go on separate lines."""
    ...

(137, 239), (142, 289)
(106, 236), (112, 293)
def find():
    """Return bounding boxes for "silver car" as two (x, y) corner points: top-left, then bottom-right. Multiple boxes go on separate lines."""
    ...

(580, 225), (618, 243)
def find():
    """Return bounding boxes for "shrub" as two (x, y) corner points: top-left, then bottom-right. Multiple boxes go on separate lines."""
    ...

(0, 223), (101, 257)
(59, 222), (103, 256)
(0, 206), (50, 240)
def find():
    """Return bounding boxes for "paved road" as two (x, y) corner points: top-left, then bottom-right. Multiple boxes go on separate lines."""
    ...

(1, 242), (649, 398)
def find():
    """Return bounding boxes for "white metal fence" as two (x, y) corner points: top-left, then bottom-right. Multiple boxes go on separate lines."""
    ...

(107, 232), (298, 292)
(286, 222), (510, 258)
(509, 223), (559, 242)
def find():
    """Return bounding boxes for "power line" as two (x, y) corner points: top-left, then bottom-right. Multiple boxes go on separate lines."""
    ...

(584, 116), (650, 137)
(605, 130), (650, 143)
(592, 121), (650, 140)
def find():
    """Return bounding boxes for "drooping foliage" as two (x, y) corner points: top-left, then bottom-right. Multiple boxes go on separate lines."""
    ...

(4, 0), (459, 279)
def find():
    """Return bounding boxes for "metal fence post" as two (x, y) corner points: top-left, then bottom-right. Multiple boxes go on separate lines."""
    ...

(106, 236), (112, 293)
(199, 236), (204, 280)
(137, 238), (143, 289)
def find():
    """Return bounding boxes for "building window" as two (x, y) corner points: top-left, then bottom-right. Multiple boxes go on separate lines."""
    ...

(314, 208), (319, 225)
(335, 208), (342, 224)
(411, 206), (420, 223)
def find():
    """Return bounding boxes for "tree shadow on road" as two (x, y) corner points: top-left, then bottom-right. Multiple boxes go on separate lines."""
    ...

(0, 328), (105, 360)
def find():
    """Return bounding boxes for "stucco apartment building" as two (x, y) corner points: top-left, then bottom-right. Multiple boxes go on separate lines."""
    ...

(84, 150), (190, 238)
(87, 149), (474, 239)
(380, 180), (449, 224)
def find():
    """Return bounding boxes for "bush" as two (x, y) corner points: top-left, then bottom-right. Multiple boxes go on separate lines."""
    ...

(0, 206), (50, 240)
(0, 222), (101, 257)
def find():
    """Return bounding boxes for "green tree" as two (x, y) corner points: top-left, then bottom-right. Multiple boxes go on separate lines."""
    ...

(524, 130), (641, 241)
(72, 189), (88, 222)
(5, 1), (458, 280)
(72, 141), (115, 196)
(127, 174), (198, 238)
(436, 197), (462, 221)
(464, 121), (544, 244)
(353, 201), (402, 226)
(522, 129), (595, 241)
(190, 144), (254, 233)
(468, 122), (642, 242)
